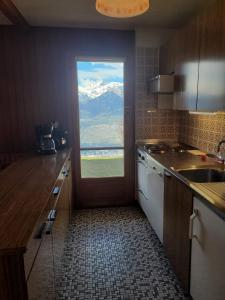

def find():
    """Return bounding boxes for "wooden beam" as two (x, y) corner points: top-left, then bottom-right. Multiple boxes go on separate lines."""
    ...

(0, 0), (29, 26)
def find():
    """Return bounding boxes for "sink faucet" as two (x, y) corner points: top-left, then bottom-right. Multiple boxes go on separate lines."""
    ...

(217, 140), (225, 163)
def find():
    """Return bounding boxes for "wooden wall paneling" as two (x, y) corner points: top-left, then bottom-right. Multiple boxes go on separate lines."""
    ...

(0, 27), (135, 154)
(0, 0), (28, 26)
(0, 27), (135, 208)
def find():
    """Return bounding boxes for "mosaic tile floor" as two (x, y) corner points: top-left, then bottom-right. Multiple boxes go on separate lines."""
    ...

(57, 206), (189, 300)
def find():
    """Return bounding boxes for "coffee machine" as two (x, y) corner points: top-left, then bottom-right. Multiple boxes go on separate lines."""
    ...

(52, 121), (68, 150)
(36, 123), (56, 154)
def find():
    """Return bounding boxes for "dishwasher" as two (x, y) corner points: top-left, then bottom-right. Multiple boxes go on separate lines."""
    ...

(137, 148), (165, 243)
(146, 155), (164, 243)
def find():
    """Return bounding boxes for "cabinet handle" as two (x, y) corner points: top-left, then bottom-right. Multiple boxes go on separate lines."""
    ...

(164, 171), (172, 177)
(137, 160), (146, 167)
(48, 209), (57, 221)
(34, 222), (46, 239)
(50, 209), (57, 221)
(52, 186), (60, 195)
(62, 170), (69, 177)
(46, 210), (57, 234)
(45, 221), (54, 235)
(189, 209), (198, 239)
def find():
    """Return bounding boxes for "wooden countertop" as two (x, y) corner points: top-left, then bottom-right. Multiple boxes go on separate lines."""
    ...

(138, 146), (225, 218)
(0, 149), (71, 254)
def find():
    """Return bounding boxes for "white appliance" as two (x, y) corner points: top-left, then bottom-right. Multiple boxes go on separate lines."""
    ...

(190, 197), (225, 300)
(137, 148), (149, 208)
(149, 75), (174, 94)
(137, 148), (165, 243)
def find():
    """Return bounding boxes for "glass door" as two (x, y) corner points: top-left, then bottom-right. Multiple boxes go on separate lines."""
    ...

(77, 59), (125, 179)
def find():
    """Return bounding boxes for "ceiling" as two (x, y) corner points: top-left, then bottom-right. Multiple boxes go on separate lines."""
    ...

(0, 10), (11, 24)
(1, 0), (216, 29)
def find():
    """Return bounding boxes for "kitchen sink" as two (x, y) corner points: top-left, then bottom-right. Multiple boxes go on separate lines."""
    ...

(178, 168), (225, 183)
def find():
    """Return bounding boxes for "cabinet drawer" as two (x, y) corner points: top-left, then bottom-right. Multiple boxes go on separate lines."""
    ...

(27, 232), (55, 300)
(24, 208), (49, 280)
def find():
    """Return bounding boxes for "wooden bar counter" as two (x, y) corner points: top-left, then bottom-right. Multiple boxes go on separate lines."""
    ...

(0, 149), (72, 300)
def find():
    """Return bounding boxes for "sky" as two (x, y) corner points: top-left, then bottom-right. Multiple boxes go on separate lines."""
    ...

(77, 61), (124, 88)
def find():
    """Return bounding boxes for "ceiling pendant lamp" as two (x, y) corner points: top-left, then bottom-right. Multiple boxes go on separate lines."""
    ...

(96, 0), (150, 18)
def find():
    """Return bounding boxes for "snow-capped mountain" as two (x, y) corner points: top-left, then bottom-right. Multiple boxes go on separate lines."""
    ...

(78, 81), (123, 99)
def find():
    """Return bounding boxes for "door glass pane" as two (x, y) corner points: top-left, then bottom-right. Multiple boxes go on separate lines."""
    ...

(77, 60), (125, 178)
(81, 149), (124, 178)
(77, 61), (124, 148)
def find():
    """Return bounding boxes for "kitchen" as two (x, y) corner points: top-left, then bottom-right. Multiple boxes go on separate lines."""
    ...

(0, 0), (225, 299)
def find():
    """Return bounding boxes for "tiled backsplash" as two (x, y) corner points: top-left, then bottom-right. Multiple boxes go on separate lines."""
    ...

(136, 110), (181, 140)
(135, 47), (181, 141)
(179, 112), (225, 154)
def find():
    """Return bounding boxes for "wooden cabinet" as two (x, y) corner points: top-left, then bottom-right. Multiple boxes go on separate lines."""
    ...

(0, 150), (72, 300)
(160, 0), (225, 112)
(163, 172), (193, 292)
(174, 18), (200, 110)
(25, 156), (72, 300)
(159, 33), (178, 75)
(190, 197), (225, 300)
(27, 233), (55, 300)
(197, 0), (225, 111)
(173, 30), (185, 110)
(52, 163), (72, 287)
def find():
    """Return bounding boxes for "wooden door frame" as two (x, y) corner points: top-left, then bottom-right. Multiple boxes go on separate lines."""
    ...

(69, 54), (135, 208)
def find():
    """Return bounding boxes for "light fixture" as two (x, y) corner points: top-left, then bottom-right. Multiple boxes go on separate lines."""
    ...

(189, 111), (217, 116)
(96, 0), (150, 18)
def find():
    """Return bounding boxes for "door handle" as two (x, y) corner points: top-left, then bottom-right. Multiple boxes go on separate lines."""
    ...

(189, 209), (198, 239)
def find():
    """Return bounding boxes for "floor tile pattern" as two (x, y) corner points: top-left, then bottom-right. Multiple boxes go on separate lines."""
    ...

(57, 206), (189, 300)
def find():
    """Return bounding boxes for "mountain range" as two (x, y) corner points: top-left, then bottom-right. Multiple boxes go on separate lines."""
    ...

(78, 81), (124, 147)
(79, 81), (123, 118)
(79, 81), (123, 100)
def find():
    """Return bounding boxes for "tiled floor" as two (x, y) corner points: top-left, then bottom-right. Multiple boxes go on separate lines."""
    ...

(57, 206), (189, 300)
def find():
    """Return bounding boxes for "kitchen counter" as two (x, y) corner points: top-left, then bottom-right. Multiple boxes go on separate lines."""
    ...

(0, 149), (71, 254)
(137, 145), (225, 219)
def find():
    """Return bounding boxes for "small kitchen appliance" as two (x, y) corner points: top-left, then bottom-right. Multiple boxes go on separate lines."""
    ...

(52, 121), (68, 150)
(36, 123), (56, 154)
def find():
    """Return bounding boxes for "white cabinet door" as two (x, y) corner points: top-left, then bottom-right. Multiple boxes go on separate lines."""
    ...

(190, 197), (225, 300)
(147, 173), (164, 242)
(138, 190), (152, 222)
(146, 157), (164, 243)
(137, 159), (148, 198)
